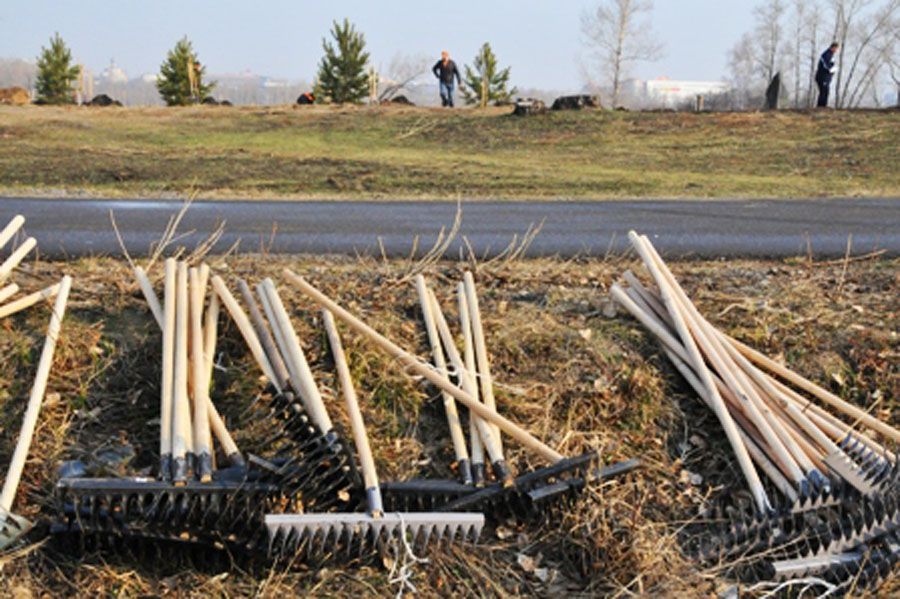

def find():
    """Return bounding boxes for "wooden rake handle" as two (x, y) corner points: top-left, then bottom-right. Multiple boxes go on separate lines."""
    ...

(0, 275), (72, 512)
(283, 269), (564, 464)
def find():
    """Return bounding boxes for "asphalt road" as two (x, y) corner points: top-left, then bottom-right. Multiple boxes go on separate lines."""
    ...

(1, 197), (897, 259)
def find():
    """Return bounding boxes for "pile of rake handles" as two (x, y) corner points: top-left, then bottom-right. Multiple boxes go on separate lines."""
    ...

(54, 262), (358, 556)
(611, 231), (898, 589)
(0, 215), (73, 550)
(282, 269), (637, 523)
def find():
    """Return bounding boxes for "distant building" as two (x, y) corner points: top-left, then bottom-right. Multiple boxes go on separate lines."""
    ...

(100, 59), (128, 84)
(623, 77), (731, 108)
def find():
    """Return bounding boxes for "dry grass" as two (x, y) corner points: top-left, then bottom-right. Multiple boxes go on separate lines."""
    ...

(0, 104), (898, 199)
(0, 252), (896, 597)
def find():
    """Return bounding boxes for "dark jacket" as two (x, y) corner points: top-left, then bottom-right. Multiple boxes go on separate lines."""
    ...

(816, 48), (836, 84)
(433, 59), (461, 85)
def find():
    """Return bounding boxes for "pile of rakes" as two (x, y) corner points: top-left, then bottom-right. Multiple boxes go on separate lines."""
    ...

(48, 255), (637, 566)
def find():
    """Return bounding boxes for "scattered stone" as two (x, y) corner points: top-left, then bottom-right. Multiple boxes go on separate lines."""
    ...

(512, 97), (547, 116)
(0, 86), (30, 106)
(551, 94), (601, 111)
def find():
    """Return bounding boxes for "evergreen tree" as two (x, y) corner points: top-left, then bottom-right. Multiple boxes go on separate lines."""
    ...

(157, 37), (215, 106)
(462, 43), (517, 107)
(315, 19), (370, 104)
(35, 33), (80, 105)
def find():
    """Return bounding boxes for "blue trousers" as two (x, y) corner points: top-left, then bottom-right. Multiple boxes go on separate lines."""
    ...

(440, 81), (455, 107)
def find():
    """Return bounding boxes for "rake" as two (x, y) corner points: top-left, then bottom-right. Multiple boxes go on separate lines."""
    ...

(0, 276), (72, 549)
(266, 310), (483, 559)
(282, 271), (640, 522)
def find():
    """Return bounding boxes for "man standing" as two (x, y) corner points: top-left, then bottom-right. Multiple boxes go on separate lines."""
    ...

(433, 50), (461, 107)
(815, 42), (839, 108)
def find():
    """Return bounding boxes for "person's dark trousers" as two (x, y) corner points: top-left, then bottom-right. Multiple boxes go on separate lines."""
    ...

(816, 80), (830, 107)
(440, 81), (455, 107)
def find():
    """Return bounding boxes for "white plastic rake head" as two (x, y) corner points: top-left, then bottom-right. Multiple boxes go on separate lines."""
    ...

(0, 510), (34, 550)
(265, 511), (484, 557)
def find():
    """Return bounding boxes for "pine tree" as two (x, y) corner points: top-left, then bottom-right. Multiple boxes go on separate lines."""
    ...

(315, 19), (370, 104)
(462, 43), (517, 107)
(35, 33), (80, 105)
(157, 37), (215, 106)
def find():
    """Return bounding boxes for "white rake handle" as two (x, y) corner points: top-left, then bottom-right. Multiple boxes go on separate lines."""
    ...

(0, 275), (72, 512)
(322, 309), (384, 516)
(134, 266), (163, 328)
(172, 261), (193, 483)
(415, 275), (469, 466)
(238, 278), (290, 390)
(0, 238), (36, 284)
(0, 284), (19, 304)
(0, 283), (61, 320)
(160, 259), (176, 468)
(0, 215), (25, 252)
(189, 267), (213, 482)
(284, 269), (564, 464)
(261, 279), (333, 433)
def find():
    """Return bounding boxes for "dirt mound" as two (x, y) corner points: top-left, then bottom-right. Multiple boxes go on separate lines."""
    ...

(0, 86), (30, 106)
(85, 94), (122, 107)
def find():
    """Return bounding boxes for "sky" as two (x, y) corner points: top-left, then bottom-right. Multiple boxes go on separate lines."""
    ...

(0, 1), (758, 90)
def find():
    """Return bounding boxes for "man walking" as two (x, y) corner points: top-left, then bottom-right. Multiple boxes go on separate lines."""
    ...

(815, 42), (839, 108)
(433, 50), (461, 107)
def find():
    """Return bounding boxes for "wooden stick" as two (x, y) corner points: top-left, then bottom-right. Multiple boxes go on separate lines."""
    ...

(134, 266), (163, 328)
(457, 282), (487, 481)
(0, 284), (19, 304)
(0, 275), (71, 512)
(429, 287), (508, 476)
(172, 262), (192, 484)
(641, 235), (807, 486)
(415, 275), (469, 468)
(212, 275), (281, 392)
(160, 259), (176, 478)
(463, 272), (504, 455)
(189, 268), (213, 482)
(627, 232), (770, 512)
(0, 215), (25, 252)
(238, 278), (289, 390)
(323, 309), (384, 516)
(0, 283), (61, 320)
(0, 237), (36, 284)
(728, 335), (900, 444)
(261, 278), (333, 433)
(283, 269), (564, 464)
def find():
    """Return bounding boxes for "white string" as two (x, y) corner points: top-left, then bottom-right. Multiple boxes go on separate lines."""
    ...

(387, 512), (430, 599)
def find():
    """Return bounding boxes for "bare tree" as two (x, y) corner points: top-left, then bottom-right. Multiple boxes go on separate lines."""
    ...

(829, 0), (899, 107)
(756, 0), (789, 83)
(378, 52), (431, 102)
(581, 0), (664, 107)
(805, 2), (825, 107)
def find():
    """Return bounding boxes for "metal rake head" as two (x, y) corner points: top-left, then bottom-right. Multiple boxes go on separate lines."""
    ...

(265, 511), (484, 561)
(0, 510), (33, 550)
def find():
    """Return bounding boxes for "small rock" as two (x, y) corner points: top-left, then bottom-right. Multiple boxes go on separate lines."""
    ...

(578, 328), (593, 341)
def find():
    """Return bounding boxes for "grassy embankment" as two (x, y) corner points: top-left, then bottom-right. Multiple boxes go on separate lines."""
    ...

(0, 252), (896, 596)
(0, 104), (898, 199)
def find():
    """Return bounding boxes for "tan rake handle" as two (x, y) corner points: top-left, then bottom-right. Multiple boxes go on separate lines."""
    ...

(134, 266), (164, 328)
(463, 272), (504, 455)
(0, 237), (36, 284)
(428, 288), (506, 472)
(0, 215), (25, 252)
(212, 275), (281, 392)
(261, 279), (333, 433)
(0, 283), (61, 320)
(238, 278), (289, 390)
(284, 269), (563, 464)
(458, 283), (485, 471)
(0, 284), (19, 304)
(160, 259), (177, 471)
(189, 268), (213, 482)
(626, 232), (769, 512)
(322, 310), (384, 517)
(728, 335), (900, 444)
(415, 275), (469, 466)
(0, 275), (72, 512)
(202, 290), (243, 464)
(172, 262), (192, 483)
